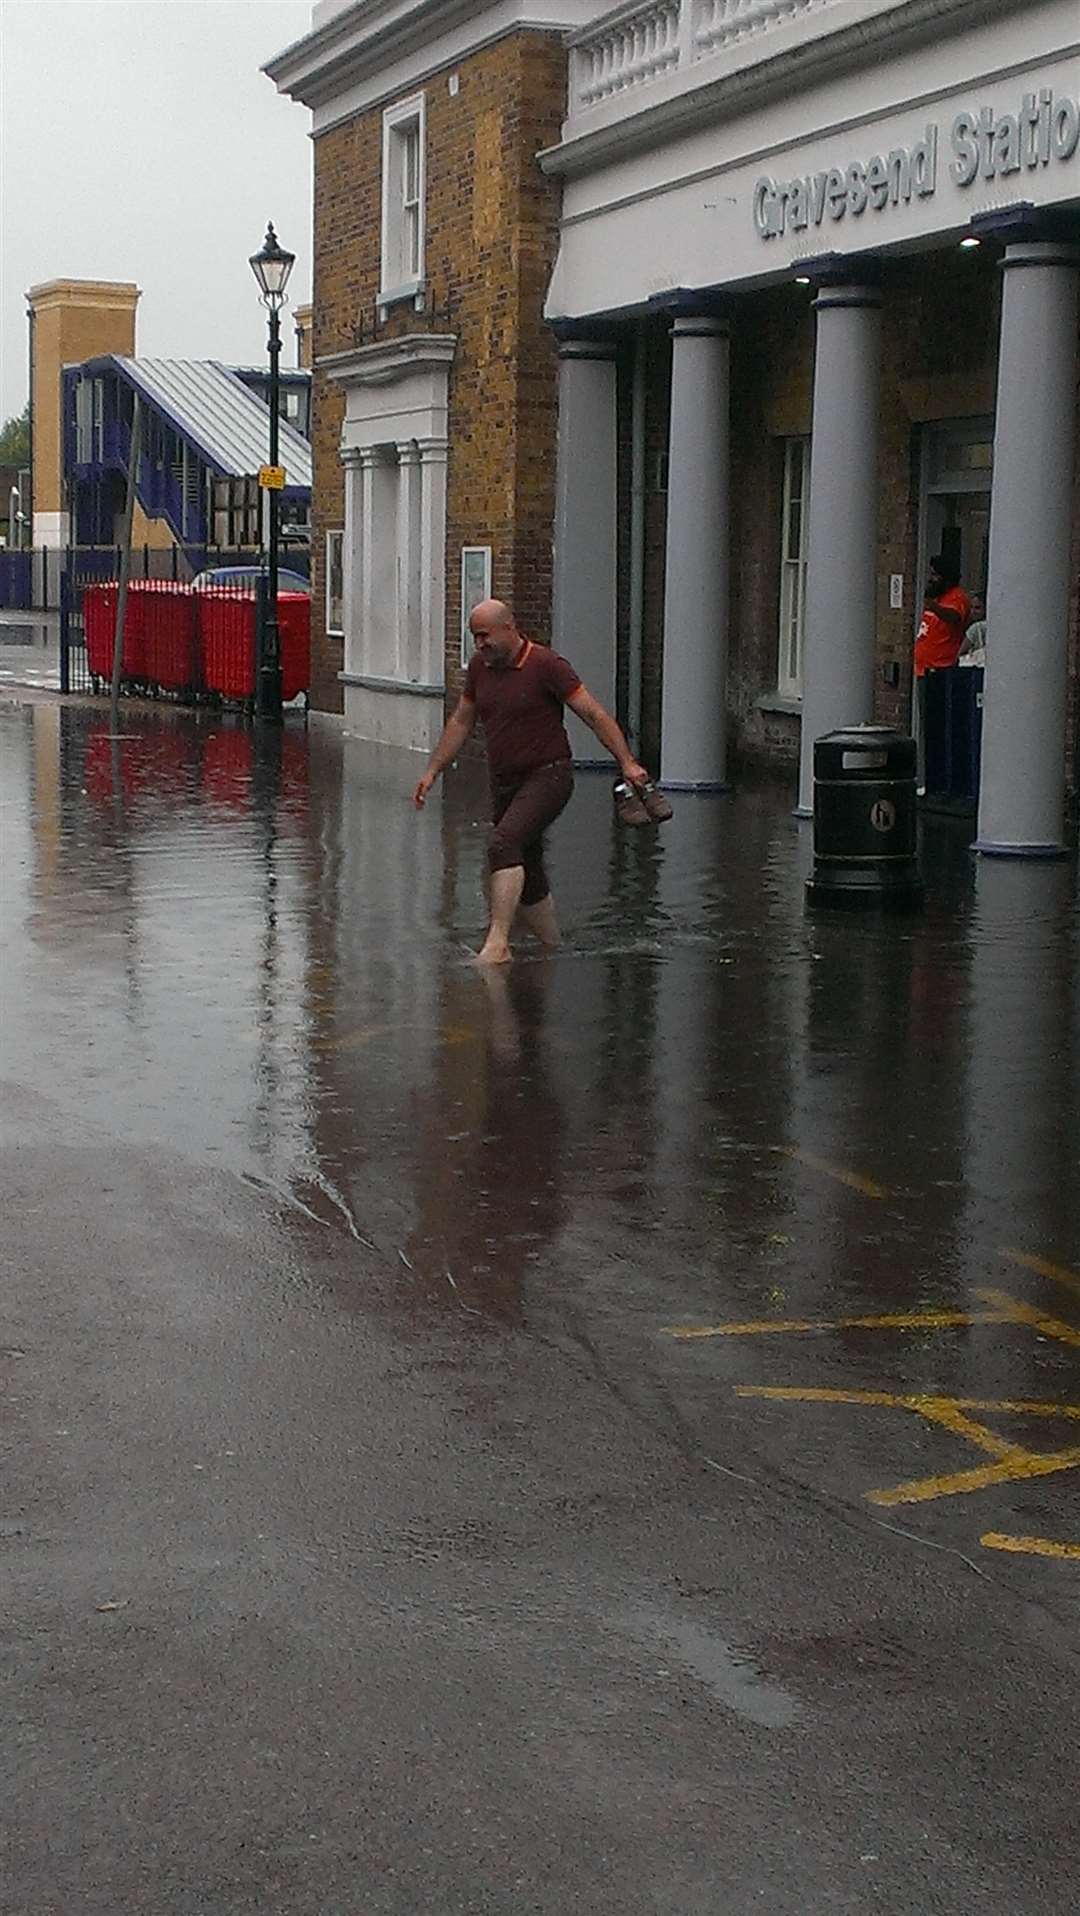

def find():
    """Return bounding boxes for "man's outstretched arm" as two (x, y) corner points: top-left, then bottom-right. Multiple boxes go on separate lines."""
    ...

(566, 686), (648, 786)
(413, 696), (477, 807)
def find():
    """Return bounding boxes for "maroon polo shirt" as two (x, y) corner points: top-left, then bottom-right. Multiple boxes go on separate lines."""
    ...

(463, 640), (582, 777)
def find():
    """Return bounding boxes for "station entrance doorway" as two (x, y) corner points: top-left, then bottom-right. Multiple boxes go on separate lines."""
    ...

(913, 419), (993, 806)
(917, 417), (993, 606)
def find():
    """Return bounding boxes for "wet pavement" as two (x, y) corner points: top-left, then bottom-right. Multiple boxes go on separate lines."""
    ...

(0, 613), (60, 693)
(2, 691), (1080, 1913)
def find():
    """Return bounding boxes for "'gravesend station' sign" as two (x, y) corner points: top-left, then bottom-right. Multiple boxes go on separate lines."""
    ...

(753, 87), (1080, 239)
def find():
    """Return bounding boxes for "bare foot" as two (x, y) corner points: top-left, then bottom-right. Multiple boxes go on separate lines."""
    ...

(518, 897), (560, 948)
(474, 939), (512, 966)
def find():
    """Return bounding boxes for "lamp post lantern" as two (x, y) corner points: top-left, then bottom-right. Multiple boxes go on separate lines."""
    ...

(249, 222), (295, 720)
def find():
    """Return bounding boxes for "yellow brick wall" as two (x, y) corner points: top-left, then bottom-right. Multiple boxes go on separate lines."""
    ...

(29, 282), (139, 520)
(309, 32), (566, 713)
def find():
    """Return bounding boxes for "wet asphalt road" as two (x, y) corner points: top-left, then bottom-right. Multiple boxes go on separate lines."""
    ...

(3, 694), (1080, 1914)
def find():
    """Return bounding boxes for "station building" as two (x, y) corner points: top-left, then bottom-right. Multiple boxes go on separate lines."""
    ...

(270, 0), (1080, 855)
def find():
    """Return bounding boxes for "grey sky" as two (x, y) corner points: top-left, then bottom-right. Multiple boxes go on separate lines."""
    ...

(0, 0), (314, 423)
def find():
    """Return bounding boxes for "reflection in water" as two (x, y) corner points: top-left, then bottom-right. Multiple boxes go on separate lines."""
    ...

(0, 697), (1077, 1366)
(961, 858), (1080, 1396)
(403, 962), (566, 1323)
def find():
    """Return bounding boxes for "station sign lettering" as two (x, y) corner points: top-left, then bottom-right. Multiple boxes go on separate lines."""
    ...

(753, 86), (1080, 240)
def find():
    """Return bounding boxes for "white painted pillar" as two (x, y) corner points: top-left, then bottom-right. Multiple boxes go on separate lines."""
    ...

(975, 241), (1080, 858)
(796, 281), (882, 816)
(417, 437), (448, 690)
(660, 314), (730, 789)
(395, 439), (422, 681)
(553, 339), (618, 746)
(340, 447), (364, 679)
(356, 447), (378, 679)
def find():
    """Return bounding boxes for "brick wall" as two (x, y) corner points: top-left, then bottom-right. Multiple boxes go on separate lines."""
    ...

(309, 33), (566, 716)
(29, 283), (139, 525)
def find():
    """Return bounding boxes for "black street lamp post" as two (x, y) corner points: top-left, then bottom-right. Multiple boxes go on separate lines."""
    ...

(249, 222), (295, 721)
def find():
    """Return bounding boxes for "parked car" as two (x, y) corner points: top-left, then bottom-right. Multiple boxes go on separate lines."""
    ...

(192, 565), (310, 594)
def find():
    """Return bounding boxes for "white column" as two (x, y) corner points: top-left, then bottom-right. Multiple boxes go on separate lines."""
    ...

(660, 314), (730, 789)
(395, 439), (422, 682)
(356, 447), (379, 679)
(340, 447), (364, 680)
(975, 241), (1080, 858)
(417, 438), (448, 689)
(796, 281), (882, 816)
(553, 339), (618, 748)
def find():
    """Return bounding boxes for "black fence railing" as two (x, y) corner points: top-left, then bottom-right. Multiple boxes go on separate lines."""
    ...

(1, 542), (310, 614)
(59, 547), (311, 709)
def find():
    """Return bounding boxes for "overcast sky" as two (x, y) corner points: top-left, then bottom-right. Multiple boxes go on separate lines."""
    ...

(0, 0), (314, 423)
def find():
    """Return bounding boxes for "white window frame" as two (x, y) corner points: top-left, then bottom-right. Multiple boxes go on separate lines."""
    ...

(460, 546), (492, 667)
(777, 435), (810, 700)
(379, 93), (426, 312)
(325, 527), (344, 637)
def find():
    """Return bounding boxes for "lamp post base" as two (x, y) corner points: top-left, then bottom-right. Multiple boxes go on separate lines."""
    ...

(255, 600), (283, 722)
(256, 661), (284, 721)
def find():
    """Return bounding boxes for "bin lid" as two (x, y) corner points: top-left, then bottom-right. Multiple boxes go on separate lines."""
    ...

(816, 724), (910, 749)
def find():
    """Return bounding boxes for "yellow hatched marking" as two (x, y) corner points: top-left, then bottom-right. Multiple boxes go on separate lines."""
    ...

(666, 1309), (1003, 1342)
(976, 1288), (1080, 1351)
(316, 1022), (476, 1054)
(734, 1386), (1080, 1507)
(868, 1447), (1080, 1507)
(981, 1533), (1080, 1560)
(439, 1024), (477, 1047)
(317, 1023), (397, 1052)
(775, 1146), (889, 1200)
(909, 1399), (1022, 1462)
(1002, 1248), (1080, 1303)
(916, 1397), (1080, 1423)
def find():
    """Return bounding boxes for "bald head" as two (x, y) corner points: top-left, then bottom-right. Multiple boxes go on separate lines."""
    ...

(469, 598), (523, 667)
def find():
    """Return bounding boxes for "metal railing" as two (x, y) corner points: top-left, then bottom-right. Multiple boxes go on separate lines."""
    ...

(59, 548), (311, 710)
(1, 542), (309, 615)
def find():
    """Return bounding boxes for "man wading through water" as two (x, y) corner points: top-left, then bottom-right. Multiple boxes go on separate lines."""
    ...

(412, 600), (650, 965)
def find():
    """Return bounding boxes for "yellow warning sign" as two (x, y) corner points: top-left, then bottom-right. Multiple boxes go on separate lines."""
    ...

(258, 464), (286, 490)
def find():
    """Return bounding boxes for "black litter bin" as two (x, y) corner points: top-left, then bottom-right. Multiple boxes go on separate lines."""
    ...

(807, 725), (923, 908)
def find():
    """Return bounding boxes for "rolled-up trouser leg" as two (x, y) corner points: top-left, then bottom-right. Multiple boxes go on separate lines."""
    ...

(488, 763), (574, 906)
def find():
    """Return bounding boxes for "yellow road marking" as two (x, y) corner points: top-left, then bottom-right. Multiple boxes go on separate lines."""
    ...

(667, 1309), (1004, 1341)
(1002, 1247), (1080, 1303)
(981, 1533), (1080, 1560)
(869, 1447), (1080, 1506)
(976, 1288), (1080, 1351)
(316, 1023), (396, 1052)
(735, 1386), (1080, 1421)
(911, 1399), (1021, 1462)
(316, 1022), (477, 1053)
(774, 1146), (889, 1200)
(735, 1385), (1080, 1505)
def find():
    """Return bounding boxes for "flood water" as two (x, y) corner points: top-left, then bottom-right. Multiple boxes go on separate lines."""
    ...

(2, 694), (1080, 1537)
(6, 693), (1080, 1914)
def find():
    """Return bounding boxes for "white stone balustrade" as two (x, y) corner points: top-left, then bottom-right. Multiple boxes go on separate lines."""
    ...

(568, 0), (839, 118)
(570, 0), (682, 110)
(692, 0), (825, 58)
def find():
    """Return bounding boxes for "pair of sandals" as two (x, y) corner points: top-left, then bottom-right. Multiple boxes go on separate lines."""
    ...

(613, 777), (674, 827)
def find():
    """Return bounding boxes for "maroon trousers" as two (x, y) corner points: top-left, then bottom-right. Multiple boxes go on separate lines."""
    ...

(488, 760), (574, 905)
